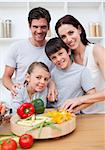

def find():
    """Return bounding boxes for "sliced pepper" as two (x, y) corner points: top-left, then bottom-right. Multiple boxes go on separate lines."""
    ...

(17, 102), (35, 119)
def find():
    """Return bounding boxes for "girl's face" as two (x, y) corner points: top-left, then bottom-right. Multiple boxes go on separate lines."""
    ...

(50, 48), (71, 69)
(58, 24), (81, 50)
(26, 66), (50, 92)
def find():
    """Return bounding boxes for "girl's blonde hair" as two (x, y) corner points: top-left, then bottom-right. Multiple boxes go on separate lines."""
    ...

(27, 61), (50, 74)
(24, 61), (50, 85)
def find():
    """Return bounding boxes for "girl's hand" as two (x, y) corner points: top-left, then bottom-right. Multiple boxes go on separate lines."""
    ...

(0, 102), (6, 115)
(47, 79), (58, 102)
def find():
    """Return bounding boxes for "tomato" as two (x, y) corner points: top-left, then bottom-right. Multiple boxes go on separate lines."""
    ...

(1, 139), (17, 150)
(19, 134), (34, 149)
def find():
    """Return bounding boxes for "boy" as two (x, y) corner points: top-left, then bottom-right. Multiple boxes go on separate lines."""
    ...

(45, 37), (95, 113)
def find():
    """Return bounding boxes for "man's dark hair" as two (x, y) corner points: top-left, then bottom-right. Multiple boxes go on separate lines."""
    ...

(28, 7), (51, 29)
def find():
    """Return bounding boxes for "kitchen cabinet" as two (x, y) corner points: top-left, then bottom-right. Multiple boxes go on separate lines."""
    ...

(0, 0), (105, 78)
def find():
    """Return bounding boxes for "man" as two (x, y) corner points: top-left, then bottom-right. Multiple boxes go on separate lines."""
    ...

(2, 7), (56, 102)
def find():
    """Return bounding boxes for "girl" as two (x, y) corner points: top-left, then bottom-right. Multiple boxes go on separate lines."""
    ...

(11, 61), (51, 113)
(55, 15), (105, 114)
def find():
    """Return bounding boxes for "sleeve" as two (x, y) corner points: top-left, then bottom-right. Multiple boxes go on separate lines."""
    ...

(81, 67), (95, 92)
(5, 42), (18, 68)
(51, 68), (56, 81)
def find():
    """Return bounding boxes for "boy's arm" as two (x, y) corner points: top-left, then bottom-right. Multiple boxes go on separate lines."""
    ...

(72, 67), (96, 113)
(47, 79), (58, 102)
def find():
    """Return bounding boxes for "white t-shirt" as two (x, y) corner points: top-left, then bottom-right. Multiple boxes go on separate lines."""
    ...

(49, 63), (95, 110)
(5, 39), (53, 83)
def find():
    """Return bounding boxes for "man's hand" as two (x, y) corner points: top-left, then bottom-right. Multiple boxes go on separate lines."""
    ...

(11, 83), (22, 97)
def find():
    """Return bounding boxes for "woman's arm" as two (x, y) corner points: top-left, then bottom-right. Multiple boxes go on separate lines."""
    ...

(69, 88), (96, 113)
(60, 90), (105, 112)
(93, 44), (105, 80)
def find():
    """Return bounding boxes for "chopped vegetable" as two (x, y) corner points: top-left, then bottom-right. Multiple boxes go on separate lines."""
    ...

(45, 110), (72, 124)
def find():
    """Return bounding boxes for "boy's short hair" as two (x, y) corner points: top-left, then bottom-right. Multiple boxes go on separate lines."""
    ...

(28, 7), (51, 28)
(45, 37), (69, 60)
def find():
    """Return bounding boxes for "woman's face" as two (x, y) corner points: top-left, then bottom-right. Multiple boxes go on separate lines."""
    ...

(58, 24), (81, 50)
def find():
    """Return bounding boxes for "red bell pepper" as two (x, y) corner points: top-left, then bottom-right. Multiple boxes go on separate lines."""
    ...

(17, 102), (35, 119)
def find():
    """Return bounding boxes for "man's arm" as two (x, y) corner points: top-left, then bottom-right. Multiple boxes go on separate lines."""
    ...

(2, 65), (15, 91)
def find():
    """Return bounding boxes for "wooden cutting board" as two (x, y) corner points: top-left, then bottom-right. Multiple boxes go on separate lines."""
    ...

(10, 114), (76, 139)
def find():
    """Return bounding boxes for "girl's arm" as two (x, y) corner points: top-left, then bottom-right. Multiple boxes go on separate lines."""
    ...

(0, 102), (6, 115)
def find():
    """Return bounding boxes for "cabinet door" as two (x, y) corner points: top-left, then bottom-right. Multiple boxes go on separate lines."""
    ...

(0, 2), (28, 39)
(67, 1), (103, 43)
(29, 1), (66, 37)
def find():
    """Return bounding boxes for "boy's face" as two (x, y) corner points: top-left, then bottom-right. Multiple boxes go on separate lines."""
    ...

(50, 48), (71, 69)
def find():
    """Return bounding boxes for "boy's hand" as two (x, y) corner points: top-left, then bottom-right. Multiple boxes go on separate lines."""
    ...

(47, 79), (58, 102)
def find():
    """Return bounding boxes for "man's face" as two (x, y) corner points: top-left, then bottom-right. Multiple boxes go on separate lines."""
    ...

(29, 18), (49, 43)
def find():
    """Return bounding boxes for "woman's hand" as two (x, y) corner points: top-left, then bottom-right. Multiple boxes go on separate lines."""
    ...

(60, 99), (81, 113)
(47, 79), (58, 102)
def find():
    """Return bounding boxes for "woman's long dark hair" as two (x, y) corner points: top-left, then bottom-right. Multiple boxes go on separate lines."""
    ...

(55, 15), (91, 46)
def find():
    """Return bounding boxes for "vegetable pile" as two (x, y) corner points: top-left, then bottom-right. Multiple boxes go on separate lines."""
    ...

(0, 101), (73, 149)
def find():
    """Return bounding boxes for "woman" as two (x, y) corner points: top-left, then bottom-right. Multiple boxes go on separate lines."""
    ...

(55, 15), (105, 114)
